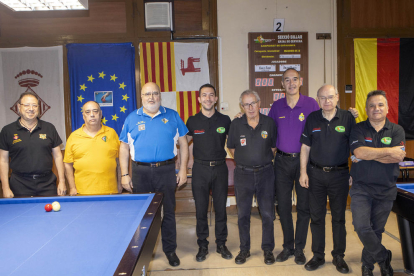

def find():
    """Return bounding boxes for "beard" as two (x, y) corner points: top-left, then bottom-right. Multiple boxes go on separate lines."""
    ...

(143, 101), (161, 113)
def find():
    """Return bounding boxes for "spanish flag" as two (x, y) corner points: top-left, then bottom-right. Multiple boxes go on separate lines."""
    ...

(355, 38), (414, 139)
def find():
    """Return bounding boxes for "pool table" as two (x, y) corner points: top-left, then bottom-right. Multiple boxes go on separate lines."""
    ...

(0, 193), (163, 276)
(392, 184), (414, 275)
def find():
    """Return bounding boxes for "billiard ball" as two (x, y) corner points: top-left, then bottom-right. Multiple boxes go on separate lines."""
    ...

(45, 204), (53, 212)
(52, 202), (61, 212)
(52, 201), (59, 208)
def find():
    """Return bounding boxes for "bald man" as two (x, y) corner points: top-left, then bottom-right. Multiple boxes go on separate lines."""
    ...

(119, 82), (189, 267)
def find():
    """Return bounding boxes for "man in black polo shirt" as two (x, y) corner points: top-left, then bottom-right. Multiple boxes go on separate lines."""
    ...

(299, 85), (356, 273)
(350, 90), (405, 276)
(0, 92), (66, 198)
(186, 84), (232, 262)
(227, 89), (276, 265)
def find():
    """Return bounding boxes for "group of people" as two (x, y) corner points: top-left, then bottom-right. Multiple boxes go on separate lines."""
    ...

(0, 68), (405, 276)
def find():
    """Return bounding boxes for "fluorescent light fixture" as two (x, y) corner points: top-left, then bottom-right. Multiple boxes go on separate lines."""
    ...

(0, 0), (88, 11)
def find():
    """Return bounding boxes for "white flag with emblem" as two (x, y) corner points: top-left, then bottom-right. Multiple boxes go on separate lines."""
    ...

(0, 46), (66, 146)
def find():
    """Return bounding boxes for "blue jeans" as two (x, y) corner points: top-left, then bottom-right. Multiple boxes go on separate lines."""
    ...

(351, 193), (393, 269)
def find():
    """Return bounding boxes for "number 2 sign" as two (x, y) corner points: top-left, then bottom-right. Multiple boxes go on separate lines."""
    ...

(273, 19), (285, 32)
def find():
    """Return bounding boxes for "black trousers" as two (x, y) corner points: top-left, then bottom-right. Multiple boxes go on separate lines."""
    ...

(308, 165), (349, 259)
(234, 164), (275, 251)
(131, 162), (177, 254)
(274, 153), (310, 251)
(10, 172), (57, 197)
(192, 162), (228, 247)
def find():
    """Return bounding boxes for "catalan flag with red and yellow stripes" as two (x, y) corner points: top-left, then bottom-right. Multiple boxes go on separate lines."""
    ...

(160, 91), (201, 123)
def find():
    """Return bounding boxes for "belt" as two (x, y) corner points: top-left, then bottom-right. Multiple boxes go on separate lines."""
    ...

(236, 163), (272, 172)
(13, 171), (52, 179)
(134, 158), (175, 167)
(310, 160), (349, 172)
(194, 159), (225, 166)
(277, 149), (299, 158)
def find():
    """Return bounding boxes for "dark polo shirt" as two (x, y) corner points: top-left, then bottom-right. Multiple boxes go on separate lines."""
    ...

(227, 113), (276, 167)
(186, 111), (231, 161)
(300, 108), (356, 166)
(0, 119), (62, 174)
(349, 118), (405, 200)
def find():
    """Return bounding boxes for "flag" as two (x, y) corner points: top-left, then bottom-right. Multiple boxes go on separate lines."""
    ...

(0, 46), (66, 146)
(161, 91), (201, 123)
(354, 38), (414, 139)
(67, 43), (136, 135)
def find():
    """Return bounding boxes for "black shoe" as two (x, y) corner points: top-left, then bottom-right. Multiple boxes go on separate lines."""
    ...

(294, 249), (306, 265)
(235, 250), (250, 264)
(264, 250), (276, 265)
(275, 248), (294, 262)
(304, 256), (325, 271)
(217, 245), (233, 259)
(332, 255), (349, 274)
(165, 252), (180, 267)
(362, 265), (374, 276)
(196, 246), (208, 262)
(379, 250), (393, 276)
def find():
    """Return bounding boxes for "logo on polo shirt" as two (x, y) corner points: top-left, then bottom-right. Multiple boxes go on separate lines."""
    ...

(194, 130), (205, 134)
(13, 134), (22, 144)
(365, 137), (372, 142)
(39, 134), (47, 140)
(217, 127), (225, 133)
(102, 136), (107, 142)
(13, 134), (19, 140)
(312, 128), (321, 132)
(299, 113), (305, 121)
(138, 124), (145, 131)
(240, 138), (247, 146)
(335, 126), (345, 133)
(279, 116), (285, 119)
(261, 131), (268, 139)
(381, 137), (392, 145)
(162, 118), (169, 124)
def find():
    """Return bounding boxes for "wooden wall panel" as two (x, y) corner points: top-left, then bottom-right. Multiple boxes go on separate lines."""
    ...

(174, 0), (203, 32)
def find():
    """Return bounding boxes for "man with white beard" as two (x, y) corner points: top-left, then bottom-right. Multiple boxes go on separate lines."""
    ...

(119, 82), (189, 267)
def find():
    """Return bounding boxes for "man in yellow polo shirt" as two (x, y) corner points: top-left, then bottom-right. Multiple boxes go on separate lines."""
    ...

(64, 101), (120, 195)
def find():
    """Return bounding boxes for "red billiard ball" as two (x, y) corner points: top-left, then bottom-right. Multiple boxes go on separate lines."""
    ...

(45, 204), (53, 212)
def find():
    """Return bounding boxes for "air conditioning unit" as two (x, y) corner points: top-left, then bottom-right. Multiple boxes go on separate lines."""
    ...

(145, 2), (173, 30)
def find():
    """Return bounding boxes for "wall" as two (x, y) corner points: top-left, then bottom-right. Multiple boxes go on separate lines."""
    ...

(217, 0), (336, 117)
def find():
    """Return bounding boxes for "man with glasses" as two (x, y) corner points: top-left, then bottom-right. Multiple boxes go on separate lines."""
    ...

(299, 85), (356, 273)
(227, 90), (277, 265)
(0, 92), (66, 198)
(119, 82), (189, 267)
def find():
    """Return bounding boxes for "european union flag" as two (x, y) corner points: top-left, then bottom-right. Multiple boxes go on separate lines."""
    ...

(67, 43), (136, 134)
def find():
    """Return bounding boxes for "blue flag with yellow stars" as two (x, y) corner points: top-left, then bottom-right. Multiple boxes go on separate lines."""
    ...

(67, 43), (136, 134)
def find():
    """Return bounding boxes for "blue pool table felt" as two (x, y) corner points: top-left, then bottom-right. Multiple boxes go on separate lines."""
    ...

(397, 183), (414, 194)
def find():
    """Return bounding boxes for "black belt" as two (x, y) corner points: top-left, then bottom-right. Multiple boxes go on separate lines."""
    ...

(277, 149), (299, 158)
(194, 159), (225, 166)
(13, 171), (52, 179)
(134, 158), (175, 167)
(236, 163), (272, 172)
(310, 160), (349, 172)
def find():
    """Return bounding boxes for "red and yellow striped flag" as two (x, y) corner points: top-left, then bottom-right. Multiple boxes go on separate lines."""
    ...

(176, 91), (201, 123)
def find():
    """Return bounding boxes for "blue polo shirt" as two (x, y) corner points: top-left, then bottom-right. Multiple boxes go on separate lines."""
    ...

(268, 94), (319, 153)
(119, 106), (188, 162)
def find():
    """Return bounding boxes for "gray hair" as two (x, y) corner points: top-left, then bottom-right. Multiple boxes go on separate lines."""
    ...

(366, 90), (388, 108)
(239, 89), (260, 105)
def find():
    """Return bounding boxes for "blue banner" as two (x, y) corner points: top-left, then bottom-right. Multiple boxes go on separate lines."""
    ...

(67, 43), (136, 134)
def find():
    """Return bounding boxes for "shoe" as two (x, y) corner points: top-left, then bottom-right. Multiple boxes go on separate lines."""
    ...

(379, 250), (393, 276)
(304, 256), (325, 271)
(264, 250), (276, 265)
(196, 246), (208, 262)
(235, 250), (250, 264)
(332, 255), (349, 274)
(165, 252), (180, 267)
(361, 265), (374, 276)
(275, 248), (294, 262)
(294, 249), (306, 265)
(217, 244), (233, 259)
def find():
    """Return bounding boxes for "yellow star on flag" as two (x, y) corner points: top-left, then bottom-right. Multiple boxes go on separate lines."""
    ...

(120, 106), (127, 113)
(80, 106), (83, 113)
(80, 84), (87, 91)
(87, 75), (95, 82)
(119, 82), (126, 90)
(99, 71), (106, 79)
(77, 95), (84, 102)
(110, 74), (118, 81)
(101, 117), (108, 124)
(122, 94), (129, 101)
(112, 114), (119, 121)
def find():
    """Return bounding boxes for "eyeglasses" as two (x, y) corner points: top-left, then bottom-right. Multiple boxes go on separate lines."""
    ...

(241, 100), (259, 109)
(21, 104), (38, 108)
(142, 92), (160, 97)
(318, 95), (336, 101)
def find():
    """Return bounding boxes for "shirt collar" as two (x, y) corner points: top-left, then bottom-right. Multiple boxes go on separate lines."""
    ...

(241, 113), (263, 125)
(281, 93), (304, 108)
(79, 124), (106, 137)
(16, 117), (42, 130)
(137, 106), (166, 118)
(318, 107), (339, 121)
(198, 110), (219, 121)
(365, 118), (391, 130)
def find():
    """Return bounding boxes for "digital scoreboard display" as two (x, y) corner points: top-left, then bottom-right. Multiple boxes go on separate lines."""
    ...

(255, 78), (274, 87)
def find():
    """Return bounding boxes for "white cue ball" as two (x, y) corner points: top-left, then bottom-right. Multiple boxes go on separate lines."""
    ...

(52, 202), (61, 212)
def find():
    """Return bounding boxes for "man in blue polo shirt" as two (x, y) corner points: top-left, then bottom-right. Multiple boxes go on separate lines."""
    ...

(119, 82), (189, 267)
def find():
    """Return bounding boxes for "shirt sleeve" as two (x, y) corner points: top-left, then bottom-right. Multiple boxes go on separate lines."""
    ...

(0, 127), (9, 151)
(224, 115), (231, 136)
(226, 119), (237, 149)
(119, 115), (130, 143)
(349, 124), (366, 153)
(186, 117), (194, 136)
(270, 118), (277, 148)
(175, 111), (189, 137)
(63, 135), (74, 163)
(111, 129), (121, 158)
(300, 114), (313, 146)
(268, 103), (277, 125)
(51, 124), (63, 148)
(391, 124), (406, 147)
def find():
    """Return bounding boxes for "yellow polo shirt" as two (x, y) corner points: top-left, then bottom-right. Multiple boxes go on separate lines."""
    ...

(64, 125), (120, 194)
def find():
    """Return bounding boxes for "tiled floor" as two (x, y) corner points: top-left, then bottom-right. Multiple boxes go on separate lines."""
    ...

(148, 211), (407, 275)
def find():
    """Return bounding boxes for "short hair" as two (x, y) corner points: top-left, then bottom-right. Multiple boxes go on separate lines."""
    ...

(18, 92), (39, 105)
(82, 101), (101, 112)
(199, 83), (216, 96)
(282, 68), (301, 80)
(317, 84), (338, 96)
(366, 90), (388, 107)
(239, 89), (260, 105)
